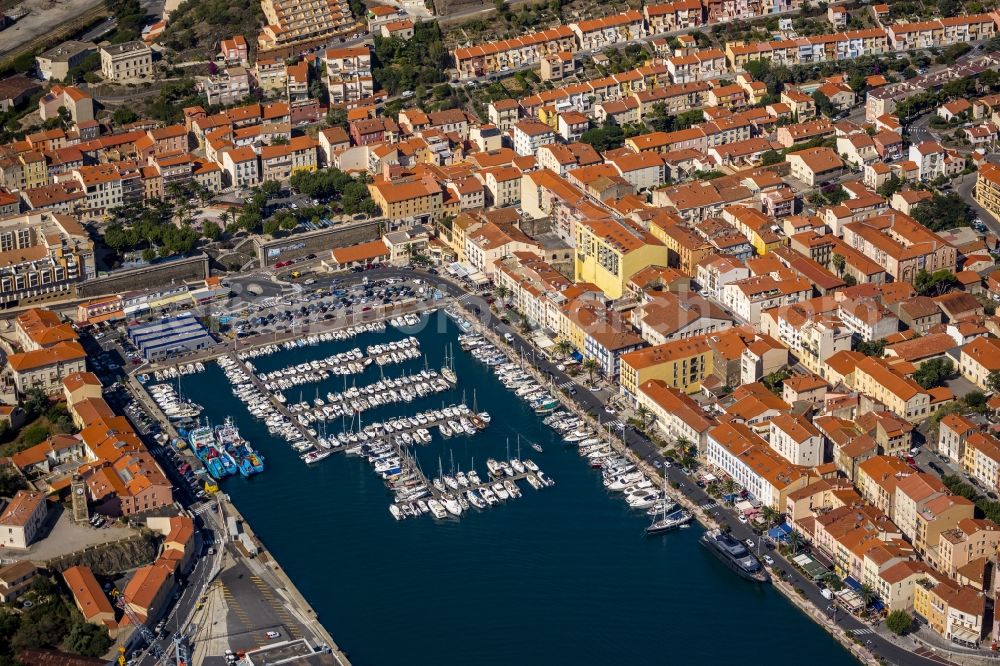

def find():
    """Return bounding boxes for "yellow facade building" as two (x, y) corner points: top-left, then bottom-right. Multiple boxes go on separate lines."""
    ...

(574, 218), (668, 299)
(975, 163), (1000, 223)
(619, 334), (713, 400)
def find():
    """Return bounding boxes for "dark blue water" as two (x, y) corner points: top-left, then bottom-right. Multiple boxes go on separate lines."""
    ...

(181, 314), (855, 666)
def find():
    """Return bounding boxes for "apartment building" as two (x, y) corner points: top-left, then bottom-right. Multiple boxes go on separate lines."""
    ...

(706, 422), (814, 510)
(201, 67), (252, 105)
(768, 413), (823, 467)
(637, 379), (716, 452)
(258, 0), (354, 51)
(219, 35), (250, 66)
(219, 146), (259, 188)
(0, 491), (47, 549)
(644, 0), (704, 33)
(959, 337), (1000, 391)
(453, 26), (576, 79)
(324, 46), (374, 106)
(570, 11), (645, 51)
(0, 211), (94, 306)
(887, 15), (995, 51)
(513, 120), (556, 157)
(721, 273), (812, 325)
(100, 41), (153, 81)
(368, 173), (443, 222)
(259, 136), (318, 181)
(852, 356), (944, 423)
(841, 213), (956, 283)
(974, 162), (1000, 223)
(574, 218), (668, 299)
(619, 334), (714, 399)
(36, 40), (95, 81)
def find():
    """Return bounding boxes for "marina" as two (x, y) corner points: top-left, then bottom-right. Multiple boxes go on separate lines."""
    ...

(162, 308), (856, 666)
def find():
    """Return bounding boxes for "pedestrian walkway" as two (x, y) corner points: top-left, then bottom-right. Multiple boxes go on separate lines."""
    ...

(557, 380), (575, 389)
(192, 502), (215, 516)
(605, 420), (625, 431)
(851, 628), (875, 636)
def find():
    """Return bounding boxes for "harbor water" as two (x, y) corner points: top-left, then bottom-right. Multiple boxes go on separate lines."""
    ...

(178, 314), (857, 665)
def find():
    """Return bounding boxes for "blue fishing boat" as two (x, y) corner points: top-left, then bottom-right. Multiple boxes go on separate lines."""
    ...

(190, 425), (231, 480)
(215, 417), (264, 477)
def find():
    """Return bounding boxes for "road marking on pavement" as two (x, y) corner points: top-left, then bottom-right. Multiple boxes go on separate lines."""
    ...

(250, 576), (303, 639)
(222, 583), (253, 630)
(850, 629), (874, 636)
(557, 381), (575, 389)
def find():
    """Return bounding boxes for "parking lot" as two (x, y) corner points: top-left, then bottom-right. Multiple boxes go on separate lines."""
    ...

(224, 275), (434, 340)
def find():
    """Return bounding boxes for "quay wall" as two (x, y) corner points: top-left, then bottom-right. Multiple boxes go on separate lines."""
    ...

(76, 255), (211, 299)
(254, 221), (383, 268)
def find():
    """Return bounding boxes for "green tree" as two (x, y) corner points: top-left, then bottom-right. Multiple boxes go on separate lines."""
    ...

(142, 247), (157, 262)
(856, 339), (887, 357)
(556, 339), (573, 359)
(66, 619), (113, 657)
(914, 269), (960, 297)
(831, 253), (846, 275)
(759, 505), (780, 527)
(636, 404), (651, 429)
(580, 122), (624, 152)
(987, 370), (1000, 394)
(787, 529), (803, 554)
(858, 583), (878, 609)
(812, 90), (836, 117)
(202, 220), (221, 241)
(111, 108), (139, 126)
(886, 610), (914, 635)
(761, 149), (783, 166)
(913, 358), (954, 389)
(583, 357), (598, 386)
(876, 174), (903, 198)
(22, 388), (50, 418)
(911, 193), (974, 232)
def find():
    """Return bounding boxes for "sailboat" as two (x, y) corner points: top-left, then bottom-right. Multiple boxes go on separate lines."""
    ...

(442, 344), (458, 384)
(646, 476), (692, 535)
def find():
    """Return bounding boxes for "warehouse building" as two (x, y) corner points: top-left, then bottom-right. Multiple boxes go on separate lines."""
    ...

(127, 313), (213, 361)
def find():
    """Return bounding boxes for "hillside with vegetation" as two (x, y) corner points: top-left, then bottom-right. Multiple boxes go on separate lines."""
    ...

(160, 0), (264, 58)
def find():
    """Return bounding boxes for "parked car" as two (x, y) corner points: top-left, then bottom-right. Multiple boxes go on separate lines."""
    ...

(265, 631), (281, 639)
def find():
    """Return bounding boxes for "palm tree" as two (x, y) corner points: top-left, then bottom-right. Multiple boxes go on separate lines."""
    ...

(583, 357), (598, 386)
(721, 478), (738, 497)
(636, 404), (651, 429)
(495, 285), (510, 304)
(219, 211), (231, 228)
(787, 529), (803, 555)
(858, 583), (878, 610)
(760, 505), (780, 527)
(556, 339), (574, 359)
(832, 253), (846, 276)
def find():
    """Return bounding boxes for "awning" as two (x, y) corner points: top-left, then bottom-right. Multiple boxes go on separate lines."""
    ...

(950, 626), (981, 646)
(767, 523), (792, 540)
(571, 351), (583, 362)
(467, 271), (489, 285)
(844, 576), (861, 591)
(447, 262), (468, 278)
(532, 333), (555, 350)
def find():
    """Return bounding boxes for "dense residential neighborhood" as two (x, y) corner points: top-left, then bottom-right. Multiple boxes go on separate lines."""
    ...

(1, 0), (1000, 661)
